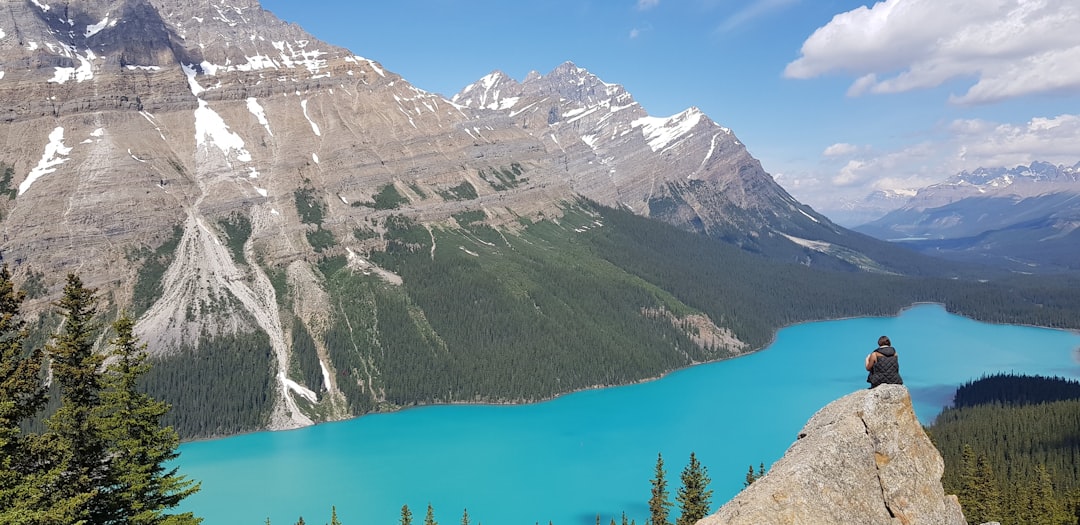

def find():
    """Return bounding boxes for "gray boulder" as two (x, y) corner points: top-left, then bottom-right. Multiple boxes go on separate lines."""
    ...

(700, 385), (965, 525)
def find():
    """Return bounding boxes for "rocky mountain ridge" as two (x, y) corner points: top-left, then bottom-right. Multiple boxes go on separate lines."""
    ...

(0, 0), (955, 434)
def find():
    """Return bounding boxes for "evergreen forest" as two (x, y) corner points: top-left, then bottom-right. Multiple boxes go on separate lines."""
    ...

(123, 200), (1080, 439)
(0, 268), (200, 523)
(929, 374), (1080, 525)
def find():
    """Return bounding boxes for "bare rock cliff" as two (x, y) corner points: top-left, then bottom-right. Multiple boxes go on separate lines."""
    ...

(701, 385), (966, 525)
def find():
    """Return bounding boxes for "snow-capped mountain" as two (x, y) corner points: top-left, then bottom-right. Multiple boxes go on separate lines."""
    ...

(0, 0), (942, 435)
(855, 162), (1080, 272)
(453, 62), (852, 254)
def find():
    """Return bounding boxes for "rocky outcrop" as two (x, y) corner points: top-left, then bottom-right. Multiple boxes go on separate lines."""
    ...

(701, 385), (965, 525)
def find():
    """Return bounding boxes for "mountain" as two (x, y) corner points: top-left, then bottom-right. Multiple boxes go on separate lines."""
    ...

(855, 162), (1080, 273)
(703, 385), (966, 525)
(0, 0), (1017, 438)
(450, 64), (918, 272)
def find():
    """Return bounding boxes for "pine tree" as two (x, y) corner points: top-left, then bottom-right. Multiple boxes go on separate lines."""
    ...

(461, 508), (469, 525)
(401, 504), (413, 525)
(329, 505), (342, 525)
(743, 465), (756, 488)
(971, 452), (1001, 524)
(43, 274), (109, 523)
(955, 444), (979, 519)
(295, 517), (306, 525)
(424, 503), (438, 525)
(648, 453), (672, 525)
(1030, 464), (1069, 525)
(98, 313), (201, 524)
(675, 452), (712, 525)
(0, 265), (50, 522)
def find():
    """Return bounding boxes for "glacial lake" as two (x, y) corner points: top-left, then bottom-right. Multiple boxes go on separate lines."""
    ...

(177, 304), (1080, 525)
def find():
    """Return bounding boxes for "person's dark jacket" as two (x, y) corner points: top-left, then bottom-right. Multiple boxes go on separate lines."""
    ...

(867, 346), (903, 388)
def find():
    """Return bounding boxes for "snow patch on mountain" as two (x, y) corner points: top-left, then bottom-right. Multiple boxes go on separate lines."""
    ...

(85, 15), (115, 38)
(246, 97), (273, 136)
(633, 108), (702, 152)
(301, 99), (321, 136)
(194, 100), (252, 162)
(20, 127), (72, 195)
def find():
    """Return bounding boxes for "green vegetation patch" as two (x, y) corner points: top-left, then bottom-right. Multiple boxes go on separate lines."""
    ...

(0, 163), (17, 200)
(408, 182), (427, 199)
(452, 210), (486, 225)
(130, 224), (184, 319)
(353, 226), (378, 241)
(290, 318), (325, 396)
(437, 181), (478, 201)
(478, 163), (526, 191)
(294, 185), (326, 226)
(306, 227), (337, 253)
(354, 183), (410, 210)
(218, 211), (252, 266)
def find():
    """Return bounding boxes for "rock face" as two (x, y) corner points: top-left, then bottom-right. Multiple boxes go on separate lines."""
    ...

(0, 0), (952, 435)
(701, 385), (966, 525)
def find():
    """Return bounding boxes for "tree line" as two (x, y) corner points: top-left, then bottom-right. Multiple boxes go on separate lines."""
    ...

(0, 267), (200, 524)
(928, 374), (1080, 525)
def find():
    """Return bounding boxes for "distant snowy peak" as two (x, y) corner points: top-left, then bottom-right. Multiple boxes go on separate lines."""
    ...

(938, 161), (1080, 192)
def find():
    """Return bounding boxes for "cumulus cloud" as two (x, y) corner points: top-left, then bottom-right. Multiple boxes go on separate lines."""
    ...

(636, 0), (659, 11)
(949, 113), (1080, 167)
(784, 0), (1080, 104)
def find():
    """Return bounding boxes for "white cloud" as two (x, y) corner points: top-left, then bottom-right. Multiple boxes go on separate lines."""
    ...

(630, 28), (641, 39)
(778, 112), (1080, 215)
(784, 0), (1080, 104)
(637, 0), (659, 11)
(949, 113), (1080, 167)
(822, 142), (859, 157)
(718, 0), (800, 33)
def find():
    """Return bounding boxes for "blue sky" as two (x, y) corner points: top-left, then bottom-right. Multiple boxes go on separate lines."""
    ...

(259, 0), (1080, 217)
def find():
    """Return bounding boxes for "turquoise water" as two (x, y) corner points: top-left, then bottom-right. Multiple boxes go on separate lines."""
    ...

(177, 304), (1080, 525)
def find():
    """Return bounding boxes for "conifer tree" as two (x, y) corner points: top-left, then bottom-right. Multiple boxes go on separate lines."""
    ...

(461, 507), (469, 525)
(329, 506), (342, 525)
(0, 265), (50, 522)
(971, 453), (1001, 524)
(743, 465), (756, 488)
(98, 313), (201, 524)
(44, 274), (110, 523)
(648, 453), (672, 525)
(401, 504), (413, 525)
(424, 503), (438, 525)
(675, 452), (712, 525)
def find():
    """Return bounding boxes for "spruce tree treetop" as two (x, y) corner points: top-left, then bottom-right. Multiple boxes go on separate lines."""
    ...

(648, 452), (672, 525)
(675, 452), (712, 525)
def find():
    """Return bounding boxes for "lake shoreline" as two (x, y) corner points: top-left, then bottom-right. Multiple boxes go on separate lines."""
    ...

(179, 302), (966, 445)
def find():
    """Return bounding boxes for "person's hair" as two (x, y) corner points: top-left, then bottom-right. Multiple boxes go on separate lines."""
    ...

(878, 335), (891, 347)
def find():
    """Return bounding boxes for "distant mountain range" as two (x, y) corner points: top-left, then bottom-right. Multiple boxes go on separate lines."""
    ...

(855, 162), (1080, 273)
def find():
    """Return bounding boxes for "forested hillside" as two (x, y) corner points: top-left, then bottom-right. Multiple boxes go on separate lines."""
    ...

(133, 201), (1080, 440)
(929, 374), (1080, 524)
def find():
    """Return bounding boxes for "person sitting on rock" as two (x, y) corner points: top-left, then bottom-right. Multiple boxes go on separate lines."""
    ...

(865, 335), (903, 388)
